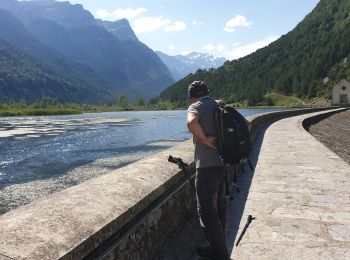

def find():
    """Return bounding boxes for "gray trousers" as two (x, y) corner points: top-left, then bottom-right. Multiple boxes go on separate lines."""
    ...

(196, 166), (229, 260)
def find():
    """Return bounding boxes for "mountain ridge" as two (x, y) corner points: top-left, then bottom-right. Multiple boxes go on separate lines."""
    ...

(156, 51), (226, 80)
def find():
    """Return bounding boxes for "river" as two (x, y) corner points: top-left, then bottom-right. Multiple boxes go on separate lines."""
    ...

(0, 108), (286, 214)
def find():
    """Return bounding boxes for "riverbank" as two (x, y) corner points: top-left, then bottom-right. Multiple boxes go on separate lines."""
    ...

(0, 104), (298, 117)
(0, 105), (153, 117)
(309, 109), (350, 164)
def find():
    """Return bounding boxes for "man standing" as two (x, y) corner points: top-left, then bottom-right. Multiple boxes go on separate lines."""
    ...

(187, 81), (229, 260)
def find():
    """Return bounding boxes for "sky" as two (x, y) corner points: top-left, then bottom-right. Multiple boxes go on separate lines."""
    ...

(57, 0), (320, 60)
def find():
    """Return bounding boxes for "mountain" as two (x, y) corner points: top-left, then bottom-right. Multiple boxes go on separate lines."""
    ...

(0, 39), (111, 103)
(158, 0), (350, 105)
(156, 51), (226, 80)
(100, 19), (175, 97)
(0, 8), (112, 103)
(0, 0), (175, 101)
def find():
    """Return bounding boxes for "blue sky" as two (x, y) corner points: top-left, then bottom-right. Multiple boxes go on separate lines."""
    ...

(58, 0), (320, 60)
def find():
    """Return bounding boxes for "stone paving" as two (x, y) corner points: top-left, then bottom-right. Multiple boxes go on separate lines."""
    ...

(227, 109), (350, 260)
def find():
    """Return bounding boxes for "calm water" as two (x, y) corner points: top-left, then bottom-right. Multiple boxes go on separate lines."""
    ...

(0, 108), (287, 213)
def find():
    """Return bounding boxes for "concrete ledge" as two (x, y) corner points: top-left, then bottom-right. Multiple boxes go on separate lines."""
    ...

(302, 108), (348, 131)
(0, 107), (338, 260)
(231, 108), (350, 259)
(0, 141), (196, 259)
(247, 107), (333, 143)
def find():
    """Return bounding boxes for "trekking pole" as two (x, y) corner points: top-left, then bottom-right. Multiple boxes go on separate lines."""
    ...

(247, 158), (254, 171)
(235, 215), (256, 247)
(241, 158), (254, 172)
(223, 167), (233, 201)
(168, 155), (196, 191)
(232, 166), (240, 193)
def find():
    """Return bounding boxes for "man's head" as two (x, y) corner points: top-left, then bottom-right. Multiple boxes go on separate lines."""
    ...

(187, 81), (209, 101)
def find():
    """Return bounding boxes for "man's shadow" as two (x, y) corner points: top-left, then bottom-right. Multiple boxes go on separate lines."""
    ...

(225, 122), (271, 255)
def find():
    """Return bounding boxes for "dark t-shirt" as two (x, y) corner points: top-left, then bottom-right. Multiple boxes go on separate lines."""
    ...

(187, 97), (221, 168)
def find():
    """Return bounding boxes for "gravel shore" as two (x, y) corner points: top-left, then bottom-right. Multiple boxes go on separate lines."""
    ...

(309, 109), (350, 165)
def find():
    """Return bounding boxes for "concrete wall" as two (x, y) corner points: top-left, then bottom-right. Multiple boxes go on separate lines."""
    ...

(0, 107), (337, 260)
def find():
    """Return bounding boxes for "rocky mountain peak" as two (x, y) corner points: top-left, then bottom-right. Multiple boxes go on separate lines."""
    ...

(100, 18), (138, 42)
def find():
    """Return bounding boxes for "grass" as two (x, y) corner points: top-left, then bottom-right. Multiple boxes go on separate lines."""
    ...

(263, 93), (306, 107)
(0, 102), (179, 117)
(0, 107), (81, 117)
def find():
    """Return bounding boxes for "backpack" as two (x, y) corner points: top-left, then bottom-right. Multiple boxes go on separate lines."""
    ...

(216, 104), (252, 165)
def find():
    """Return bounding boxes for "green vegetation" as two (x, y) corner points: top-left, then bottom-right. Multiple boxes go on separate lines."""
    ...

(0, 40), (112, 104)
(0, 96), (182, 117)
(157, 0), (350, 107)
(263, 93), (306, 107)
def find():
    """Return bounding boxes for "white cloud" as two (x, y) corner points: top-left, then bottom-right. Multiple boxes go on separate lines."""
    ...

(95, 7), (146, 21)
(164, 21), (187, 32)
(217, 43), (226, 51)
(201, 43), (216, 51)
(133, 16), (187, 33)
(192, 20), (203, 26)
(133, 16), (171, 32)
(201, 43), (226, 52)
(224, 27), (236, 33)
(168, 44), (176, 50)
(224, 15), (252, 33)
(112, 7), (147, 20)
(224, 36), (280, 60)
(96, 9), (109, 19)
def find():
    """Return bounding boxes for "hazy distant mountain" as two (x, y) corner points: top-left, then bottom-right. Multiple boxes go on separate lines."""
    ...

(0, 0), (175, 101)
(156, 51), (226, 80)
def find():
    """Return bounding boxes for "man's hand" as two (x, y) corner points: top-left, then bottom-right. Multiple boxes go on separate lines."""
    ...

(187, 112), (218, 149)
(202, 136), (218, 150)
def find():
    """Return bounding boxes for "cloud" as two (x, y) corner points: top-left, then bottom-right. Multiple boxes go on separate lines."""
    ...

(164, 21), (187, 31)
(133, 16), (187, 33)
(95, 7), (146, 21)
(224, 36), (280, 60)
(217, 43), (226, 51)
(112, 7), (147, 20)
(96, 9), (109, 19)
(201, 43), (226, 52)
(168, 44), (176, 50)
(224, 15), (252, 32)
(133, 16), (171, 32)
(201, 43), (216, 51)
(192, 20), (203, 26)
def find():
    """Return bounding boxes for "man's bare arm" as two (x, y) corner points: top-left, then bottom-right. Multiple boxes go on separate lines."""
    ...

(187, 112), (217, 149)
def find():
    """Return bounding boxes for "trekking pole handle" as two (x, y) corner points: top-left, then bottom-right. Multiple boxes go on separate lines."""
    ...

(168, 155), (195, 191)
(168, 155), (188, 167)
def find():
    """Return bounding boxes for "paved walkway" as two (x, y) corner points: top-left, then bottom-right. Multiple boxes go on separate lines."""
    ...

(226, 110), (350, 260)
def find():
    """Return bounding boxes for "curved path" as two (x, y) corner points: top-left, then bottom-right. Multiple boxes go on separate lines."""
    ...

(227, 109), (350, 260)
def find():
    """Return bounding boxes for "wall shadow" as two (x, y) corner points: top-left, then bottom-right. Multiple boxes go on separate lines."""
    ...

(225, 122), (272, 255)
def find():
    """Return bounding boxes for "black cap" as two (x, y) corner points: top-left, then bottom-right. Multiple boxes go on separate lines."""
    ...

(188, 81), (209, 98)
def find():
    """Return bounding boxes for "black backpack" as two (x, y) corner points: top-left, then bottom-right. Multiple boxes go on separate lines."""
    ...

(216, 105), (252, 165)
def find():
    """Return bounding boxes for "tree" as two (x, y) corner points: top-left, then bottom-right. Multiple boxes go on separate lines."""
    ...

(133, 96), (145, 107)
(116, 93), (128, 107)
